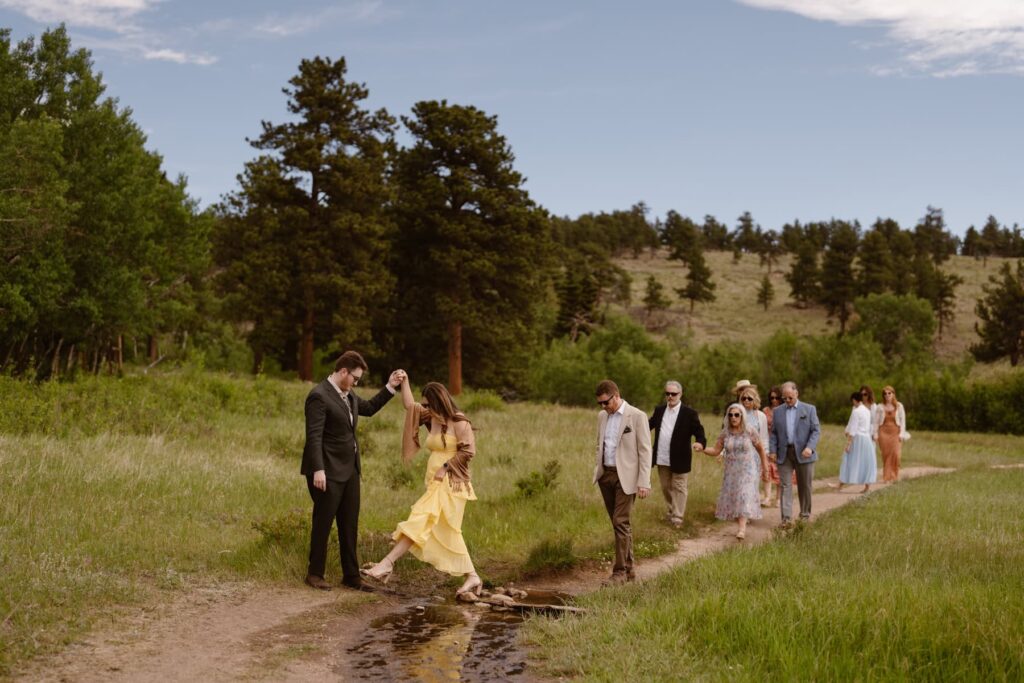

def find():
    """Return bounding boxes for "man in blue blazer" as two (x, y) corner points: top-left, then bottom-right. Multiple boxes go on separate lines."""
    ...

(768, 381), (821, 526)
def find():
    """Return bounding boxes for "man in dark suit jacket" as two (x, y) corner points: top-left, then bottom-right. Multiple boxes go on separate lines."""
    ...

(301, 350), (404, 591)
(649, 381), (706, 528)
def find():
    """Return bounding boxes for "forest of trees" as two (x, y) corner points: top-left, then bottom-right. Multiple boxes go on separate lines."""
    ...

(3, 27), (1023, 392)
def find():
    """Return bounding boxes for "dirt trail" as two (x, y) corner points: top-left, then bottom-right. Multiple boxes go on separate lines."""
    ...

(17, 466), (953, 682)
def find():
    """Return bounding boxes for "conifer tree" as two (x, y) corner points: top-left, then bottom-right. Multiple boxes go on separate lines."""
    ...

(818, 221), (860, 334)
(756, 275), (774, 311)
(972, 260), (1024, 366)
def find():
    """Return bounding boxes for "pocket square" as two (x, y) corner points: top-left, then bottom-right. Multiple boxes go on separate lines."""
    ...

(623, 426), (633, 434)
(799, 415), (807, 420)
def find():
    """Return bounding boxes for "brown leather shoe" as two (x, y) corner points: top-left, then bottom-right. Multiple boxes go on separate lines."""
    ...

(305, 574), (332, 591)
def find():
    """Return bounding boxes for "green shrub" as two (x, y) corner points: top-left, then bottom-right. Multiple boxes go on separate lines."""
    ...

(515, 459), (561, 497)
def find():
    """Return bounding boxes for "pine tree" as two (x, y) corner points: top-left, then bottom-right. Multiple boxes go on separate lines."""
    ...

(676, 249), (716, 312)
(857, 228), (895, 293)
(785, 242), (821, 308)
(756, 275), (774, 311)
(643, 275), (670, 316)
(218, 56), (395, 380)
(392, 100), (551, 392)
(818, 221), (860, 334)
(972, 260), (1024, 366)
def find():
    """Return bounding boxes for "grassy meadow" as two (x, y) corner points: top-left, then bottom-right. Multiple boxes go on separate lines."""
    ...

(617, 250), (1016, 367)
(1, 370), (1023, 676)
(525, 466), (1024, 681)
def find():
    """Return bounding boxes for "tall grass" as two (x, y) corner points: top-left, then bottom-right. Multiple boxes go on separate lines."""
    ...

(525, 468), (1024, 681)
(1, 370), (1022, 675)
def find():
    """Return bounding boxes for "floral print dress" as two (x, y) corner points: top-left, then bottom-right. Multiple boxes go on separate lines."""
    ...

(713, 426), (764, 520)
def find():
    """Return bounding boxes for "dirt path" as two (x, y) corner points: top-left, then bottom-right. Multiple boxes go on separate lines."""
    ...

(16, 466), (953, 682)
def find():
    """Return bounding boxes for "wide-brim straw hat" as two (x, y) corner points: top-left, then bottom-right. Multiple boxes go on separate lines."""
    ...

(732, 379), (756, 396)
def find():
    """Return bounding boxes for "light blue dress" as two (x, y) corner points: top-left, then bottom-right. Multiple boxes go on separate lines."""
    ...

(839, 404), (877, 485)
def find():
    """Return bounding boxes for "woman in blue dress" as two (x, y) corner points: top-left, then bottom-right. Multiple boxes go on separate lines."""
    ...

(832, 391), (877, 493)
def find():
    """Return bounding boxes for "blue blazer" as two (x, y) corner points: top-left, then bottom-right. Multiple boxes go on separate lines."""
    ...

(769, 402), (821, 464)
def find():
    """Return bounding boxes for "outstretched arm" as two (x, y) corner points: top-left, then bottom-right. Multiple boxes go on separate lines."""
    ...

(401, 374), (415, 409)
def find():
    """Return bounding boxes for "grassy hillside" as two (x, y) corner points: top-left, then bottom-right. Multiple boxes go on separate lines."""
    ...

(615, 249), (1016, 366)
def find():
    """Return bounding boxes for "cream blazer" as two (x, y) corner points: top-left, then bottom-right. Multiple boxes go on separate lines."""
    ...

(593, 403), (653, 495)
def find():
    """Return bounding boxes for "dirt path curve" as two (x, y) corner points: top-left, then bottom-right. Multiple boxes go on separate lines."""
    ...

(16, 466), (953, 682)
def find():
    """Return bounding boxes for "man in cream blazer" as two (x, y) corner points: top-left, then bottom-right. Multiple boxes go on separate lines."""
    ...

(593, 379), (652, 584)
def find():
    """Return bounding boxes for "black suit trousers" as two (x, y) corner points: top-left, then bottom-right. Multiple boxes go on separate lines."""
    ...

(307, 474), (361, 582)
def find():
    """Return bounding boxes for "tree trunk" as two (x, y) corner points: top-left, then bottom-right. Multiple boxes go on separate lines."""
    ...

(148, 335), (159, 364)
(51, 337), (64, 380)
(66, 344), (75, 375)
(448, 319), (463, 395)
(299, 304), (315, 382)
(116, 335), (124, 373)
(252, 348), (264, 375)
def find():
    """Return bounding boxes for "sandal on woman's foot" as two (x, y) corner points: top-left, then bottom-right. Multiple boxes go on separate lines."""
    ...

(360, 559), (394, 585)
(456, 573), (482, 597)
(736, 529), (746, 540)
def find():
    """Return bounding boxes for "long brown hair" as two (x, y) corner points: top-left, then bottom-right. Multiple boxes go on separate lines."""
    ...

(421, 382), (470, 446)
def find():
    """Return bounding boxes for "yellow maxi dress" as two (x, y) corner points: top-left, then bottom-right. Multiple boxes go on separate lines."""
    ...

(393, 431), (477, 576)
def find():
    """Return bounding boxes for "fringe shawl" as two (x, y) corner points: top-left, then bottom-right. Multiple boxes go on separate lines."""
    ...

(402, 402), (475, 492)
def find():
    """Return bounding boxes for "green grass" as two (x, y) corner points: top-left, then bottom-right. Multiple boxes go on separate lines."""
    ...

(617, 249), (1016, 366)
(1, 370), (1022, 675)
(525, 467), (1024, 681)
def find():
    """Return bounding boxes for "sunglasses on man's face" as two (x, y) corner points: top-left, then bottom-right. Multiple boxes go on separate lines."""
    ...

(728, 412), (742, 418)
(597, 398), (613, 407)
(665, 392), (680, 397)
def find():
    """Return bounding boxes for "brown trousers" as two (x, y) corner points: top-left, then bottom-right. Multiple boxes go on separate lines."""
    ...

(598, 467), (636, 575)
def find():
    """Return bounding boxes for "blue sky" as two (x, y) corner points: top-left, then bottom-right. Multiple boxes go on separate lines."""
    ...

(2, 0), (1022, 235)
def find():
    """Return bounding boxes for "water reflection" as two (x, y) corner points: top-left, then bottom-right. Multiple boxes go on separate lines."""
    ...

(345, 591), (569, 681)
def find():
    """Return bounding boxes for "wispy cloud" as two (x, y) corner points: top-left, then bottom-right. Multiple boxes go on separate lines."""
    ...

(0, 0), (217, 65)
(737, 0), (1024, 76)
(253, 1), (396, 38)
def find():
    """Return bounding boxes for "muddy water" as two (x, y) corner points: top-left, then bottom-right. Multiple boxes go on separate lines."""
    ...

(345, 590), (571, 682)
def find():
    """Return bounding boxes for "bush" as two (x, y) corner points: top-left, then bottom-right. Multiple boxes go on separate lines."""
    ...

(515, 460), (561, 497)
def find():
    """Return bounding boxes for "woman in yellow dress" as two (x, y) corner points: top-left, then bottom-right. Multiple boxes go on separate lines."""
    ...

(362, 377), (482, 596)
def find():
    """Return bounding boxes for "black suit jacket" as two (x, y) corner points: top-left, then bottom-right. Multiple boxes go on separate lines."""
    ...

(300, 379), (394, 482)
(649, 403), (707, 474)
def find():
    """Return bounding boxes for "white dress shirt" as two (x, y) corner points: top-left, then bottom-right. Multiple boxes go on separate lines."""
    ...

(603, 399), (629, 467)
(656, 403), (680, 467)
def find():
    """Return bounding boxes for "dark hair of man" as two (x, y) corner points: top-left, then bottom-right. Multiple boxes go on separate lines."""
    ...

(595, 379), (619, 397)
(334, 350), (368, 373)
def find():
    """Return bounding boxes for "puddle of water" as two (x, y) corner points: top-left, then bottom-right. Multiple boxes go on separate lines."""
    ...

(344, 590), (571, 682)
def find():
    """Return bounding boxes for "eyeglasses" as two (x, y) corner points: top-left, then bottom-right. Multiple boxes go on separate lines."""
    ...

(665, 392), (680, 397)
(769, 396), (780, 402)
(728, 412), (742, 418)
(740, 396), (754, 402)
(350, 374), (362, 385)
(597, 398), (613, 407)
(860, 392), (868, 397)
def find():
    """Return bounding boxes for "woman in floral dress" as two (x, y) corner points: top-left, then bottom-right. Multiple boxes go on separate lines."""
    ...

(695, 403), (770, 539)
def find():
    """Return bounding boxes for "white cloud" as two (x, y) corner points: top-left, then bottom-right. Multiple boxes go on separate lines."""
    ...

(737, 0), (1024, 76)
(1, 0), (217, 66)
(0, 0), (152, 33)
(253, 1), (395, 38)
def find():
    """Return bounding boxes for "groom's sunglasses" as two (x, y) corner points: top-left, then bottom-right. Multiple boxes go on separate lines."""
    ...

(665, 392), (680, 397)
(597, 398), (614, 407)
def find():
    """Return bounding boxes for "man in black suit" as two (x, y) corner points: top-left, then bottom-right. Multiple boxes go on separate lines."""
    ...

(648, 380), (706, 528)
(301, 350), (404, 591)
